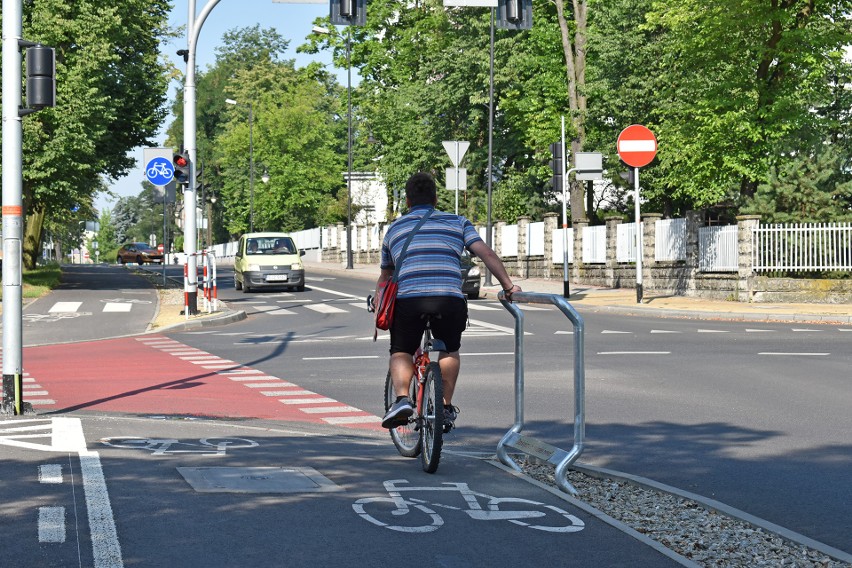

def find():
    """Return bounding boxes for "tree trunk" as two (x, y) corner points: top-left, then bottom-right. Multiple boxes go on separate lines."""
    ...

(554, 0), (589, 223)
(23, 208), (45, 270)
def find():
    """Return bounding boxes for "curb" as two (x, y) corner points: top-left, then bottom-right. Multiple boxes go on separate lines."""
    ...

(147, 309), (247, 334)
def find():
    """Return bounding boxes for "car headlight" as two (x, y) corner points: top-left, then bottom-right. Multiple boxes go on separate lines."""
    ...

(291, 263), (302, 270)
(248, 264), (261, 272)
(467, 267), (481, 278)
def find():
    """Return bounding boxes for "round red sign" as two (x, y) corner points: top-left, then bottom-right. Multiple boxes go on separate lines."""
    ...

(617, 124), (657, 168)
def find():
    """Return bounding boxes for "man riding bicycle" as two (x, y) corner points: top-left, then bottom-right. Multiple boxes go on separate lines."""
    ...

(377, 172), (521, 430)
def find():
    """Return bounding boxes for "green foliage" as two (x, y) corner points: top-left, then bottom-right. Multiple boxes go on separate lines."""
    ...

(19, 0), (174, 267)
(742, 145), (852, 224)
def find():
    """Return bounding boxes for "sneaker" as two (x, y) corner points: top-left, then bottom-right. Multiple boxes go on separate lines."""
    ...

(382, 397), (414, 429)
(443, 404), (459, 433)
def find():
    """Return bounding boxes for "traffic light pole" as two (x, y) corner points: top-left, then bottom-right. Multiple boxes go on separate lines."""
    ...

(560, 117), (569, 298)
(182, 0), (222, 315)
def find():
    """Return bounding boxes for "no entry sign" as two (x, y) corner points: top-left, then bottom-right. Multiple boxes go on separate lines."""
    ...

(617, 124), (657, 168)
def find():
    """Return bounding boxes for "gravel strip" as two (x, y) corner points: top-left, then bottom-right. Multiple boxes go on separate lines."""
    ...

(520, 460), (850, 567)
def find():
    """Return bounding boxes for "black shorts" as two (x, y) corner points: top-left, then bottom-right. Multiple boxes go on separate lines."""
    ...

(389, 296), (468, 355)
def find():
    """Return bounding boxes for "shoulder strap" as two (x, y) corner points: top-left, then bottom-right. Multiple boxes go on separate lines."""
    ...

(391, 208), (433, 281)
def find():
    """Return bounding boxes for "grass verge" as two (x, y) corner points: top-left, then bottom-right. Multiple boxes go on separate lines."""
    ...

(0, 263), (62, 300)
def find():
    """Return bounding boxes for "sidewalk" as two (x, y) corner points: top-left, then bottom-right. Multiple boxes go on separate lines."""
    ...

(303, 260), (852, 325)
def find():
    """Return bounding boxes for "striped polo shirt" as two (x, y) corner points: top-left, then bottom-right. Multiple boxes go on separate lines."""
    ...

(381, 205), (483, 299)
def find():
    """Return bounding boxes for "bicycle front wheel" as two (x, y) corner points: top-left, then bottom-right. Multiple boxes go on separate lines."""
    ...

(420, 362), (444, 473)
(385, 370), (421, 457)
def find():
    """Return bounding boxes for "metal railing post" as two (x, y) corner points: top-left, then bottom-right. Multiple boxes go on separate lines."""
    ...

(496, 291), (585, 495)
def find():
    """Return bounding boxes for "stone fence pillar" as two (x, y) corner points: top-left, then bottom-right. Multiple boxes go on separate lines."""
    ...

(605, 216), (622, 287)
(495, 221), (506, 258)
(642, 213), (662, 293)
(517, 216), (530, 278)
(684, 211), (705, 295)
(736, 215), (760, 302)
(572, 220), (588, 283)
(543, 212), (558, 279)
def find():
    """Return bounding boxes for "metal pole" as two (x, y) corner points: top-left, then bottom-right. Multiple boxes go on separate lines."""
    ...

(183, 0), (221, 315)
(561, 116), (569, 298)
(346, 27), (353, 269)
(484, 8), (495, 286)
(2, 0), (25, 414)
(634, 167), (643, 303)
(249, 102), (254, 233)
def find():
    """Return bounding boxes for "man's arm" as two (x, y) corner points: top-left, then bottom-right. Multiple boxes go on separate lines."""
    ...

(373, 268), (394, 308)
(468, 240), (521, 300)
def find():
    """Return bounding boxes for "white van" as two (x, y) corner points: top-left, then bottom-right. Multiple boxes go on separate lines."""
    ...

(234, 232), (305, 292)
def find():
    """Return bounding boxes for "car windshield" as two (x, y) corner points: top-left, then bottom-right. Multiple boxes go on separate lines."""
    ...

(246, 237), (295, 255)
(136, 244), (157, 253)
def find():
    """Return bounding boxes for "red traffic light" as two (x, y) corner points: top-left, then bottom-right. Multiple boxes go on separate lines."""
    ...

(173, 152), (191, 184)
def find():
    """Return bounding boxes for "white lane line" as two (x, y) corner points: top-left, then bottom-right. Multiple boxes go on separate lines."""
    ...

(30, 400), (57, 406)
(49, 302), (82, 313)
(745, 329), (776, 332)
(519, 305), (551, 311)
(23, 390), (49, 396)
(697, 329), (729, 333)
(348, 302), (370, 310)
(839, 328), (852, 332)
(102, 303), (132, 313)
(467, 303), (502, 311)
(39, 464), (63, 484)
(555, 331), (574, 335)
(23, 384), (44, 389)
(468, 318), (524, 335)
(300, 406), (361, 414)
(302, 355), (379, 360)
(601, 330), (632, 334)
(38, 507), (66, 543)
(217, 369), (264, 375)
(279, 397), (336, 405)
(323, 415), (382, 425)
(758, 352), (829, 356)
(305, 304), (348, 314)
(304, 284), (359, 299)
(252, 305), (282, 312)
(650, 330), (680, 334)
(259, 308), (298, 315)
(226, 376), (281, 382)
(597, 351), (671, 355)
(461, 352), (514, 357)
(792, 328), (822, 332)
(80, 451), (123, 566)
(200, 363), (238, 369)
(179, 356), (220, 361)
(23, 377), (36, 383)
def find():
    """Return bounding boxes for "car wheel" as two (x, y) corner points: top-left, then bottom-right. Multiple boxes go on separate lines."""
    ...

(242, 280), (251, 293)
(294, 284), (305, 292)
(136, 255), (144, 265)
(467, 291), (480, 300)
(117, 256), (124, 265)
(234, 275), (242, 291)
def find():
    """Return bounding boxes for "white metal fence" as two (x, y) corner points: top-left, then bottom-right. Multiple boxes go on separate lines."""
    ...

(583, 225), (606, 264)
(699, 225), (738, 271)
(656, 218), (687, 261)
(616, 222), (639, 263)
(753, 222), (852, 271)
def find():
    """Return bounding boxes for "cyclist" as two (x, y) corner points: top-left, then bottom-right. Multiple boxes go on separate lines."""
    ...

(378, 172), (521, 430)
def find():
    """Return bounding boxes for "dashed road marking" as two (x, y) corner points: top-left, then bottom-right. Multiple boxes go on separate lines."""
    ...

(49, 302), (82, 313)
(305, 304), (348, 314)
(38, 464), (63, 484)
(38, 506), (66, 543)
(102, 303), (132, 313)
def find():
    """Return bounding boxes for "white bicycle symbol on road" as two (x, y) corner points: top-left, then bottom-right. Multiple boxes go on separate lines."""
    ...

(353, 479), (585, 533)
(99, 437), (258, 456)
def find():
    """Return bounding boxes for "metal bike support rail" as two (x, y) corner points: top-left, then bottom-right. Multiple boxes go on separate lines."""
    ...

(496, 291), (585, 495)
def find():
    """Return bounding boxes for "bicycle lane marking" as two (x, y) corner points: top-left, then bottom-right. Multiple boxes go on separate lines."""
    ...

(20, 336), (381, 430)
(0, 417), (123, 567)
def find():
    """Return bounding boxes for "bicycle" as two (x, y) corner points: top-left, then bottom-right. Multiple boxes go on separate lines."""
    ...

(352, 479), (586, 533)
(368, 296), (445, 473)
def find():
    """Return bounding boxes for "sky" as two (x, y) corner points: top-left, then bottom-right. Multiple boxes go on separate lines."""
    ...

(96, 0), (338, 214)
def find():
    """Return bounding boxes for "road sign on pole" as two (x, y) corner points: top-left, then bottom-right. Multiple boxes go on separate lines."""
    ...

(616, 125), (657, 303)
(442, 141), (470, 168)
(145, 156), (174, 186)
(617, 124), (657, 168)
(446, 168), (467, 191)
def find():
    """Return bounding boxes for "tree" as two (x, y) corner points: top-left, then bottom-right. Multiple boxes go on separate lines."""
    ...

(19, 0), (174, 268)
(645, 0), (852, 208)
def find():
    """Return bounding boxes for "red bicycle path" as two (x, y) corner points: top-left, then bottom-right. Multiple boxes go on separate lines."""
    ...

(10, 334), (384, 431)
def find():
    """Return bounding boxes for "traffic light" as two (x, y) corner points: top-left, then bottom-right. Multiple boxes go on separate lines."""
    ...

(21, 44), (56, 114)
(330, 0), (365, 25)
(497, 0), (532, 30)
(549, 142), (564, 192)
(619, 161), (636, 185)
(173, 152), (191, 185)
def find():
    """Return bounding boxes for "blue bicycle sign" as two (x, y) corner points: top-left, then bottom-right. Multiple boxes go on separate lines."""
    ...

(145, 156), (175, 186)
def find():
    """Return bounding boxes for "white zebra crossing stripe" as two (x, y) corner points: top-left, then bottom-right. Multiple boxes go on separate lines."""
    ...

(305, 304), (348, 314)
(49, 302), (82, 313)
(300, 406), (361, 414)
(322, 415), (382, 425)
(103, 303), (132, 312)
(264, 390), (315, 396)
(38, 506), (66, 543)
(279, 398), (336, 405)
(467, 303), (502, 311)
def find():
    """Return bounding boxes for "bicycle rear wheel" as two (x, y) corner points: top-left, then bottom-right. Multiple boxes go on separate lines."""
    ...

(420, 362), (444, 473)
(385, 370), (421, 457)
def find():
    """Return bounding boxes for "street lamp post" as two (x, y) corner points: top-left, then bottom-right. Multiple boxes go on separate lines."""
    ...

(225, 98), (254, 233)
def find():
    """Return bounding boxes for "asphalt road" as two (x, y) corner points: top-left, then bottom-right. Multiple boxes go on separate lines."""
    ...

(3, 264), (849, 563)
(168, 267), (852, 554)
